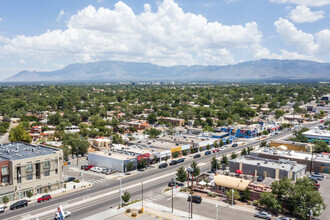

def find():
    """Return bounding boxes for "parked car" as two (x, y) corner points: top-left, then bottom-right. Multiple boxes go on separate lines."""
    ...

(204, 151), (211, 155)
(169, 160), (178, 165)
(168, 181), (178, 187)
(310, 177), (319, 183)
(254, 211), (272, 219)
(232, 143), (238, 147)
(0, 205), (5, 213)
(312, 173), (324, 179)
(193, 154), (201, 159)
(54, 210), (71, 219)
(311, 175), (323, 181)
(105, 169), (115, 175)
(158, 163), (168, 169)
(72, 154), (77, 159)
(212, 149), (220, 153)
(187, 195), (202, 204)
(90, 166), (96, 172)
(84, 165), (94, 171)
(81, 165), (88, 170)
(10, 200), (28, 210)
(66, 177), (76, 182)
(38, 194), (51, 202)
(257, 176), (264, 182)
(276, 217), (290, 220)
(315, 183), (320, 190)
(177, 158), (185, 163)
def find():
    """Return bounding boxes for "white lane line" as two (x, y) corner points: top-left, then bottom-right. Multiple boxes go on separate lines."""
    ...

(166, 197), (172, 201)
(145, 199), (153, 202)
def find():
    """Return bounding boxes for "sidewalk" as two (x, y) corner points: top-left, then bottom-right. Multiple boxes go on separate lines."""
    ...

(82, 201), (211, 220)
(164, 188), (256, 215)
(4, 180), (90, 207)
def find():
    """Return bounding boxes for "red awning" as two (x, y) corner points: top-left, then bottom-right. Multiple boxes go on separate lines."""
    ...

(235, 170), (244, 174)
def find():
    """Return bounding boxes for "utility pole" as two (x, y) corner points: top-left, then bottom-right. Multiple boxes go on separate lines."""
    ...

(231, 189), (234, 206)
(171, 178), (174, 213)
(190, 188), (193, 219)
(142, 182), (144, 212)
(310, 151), (314, 174)
(119, 177), (122, 209)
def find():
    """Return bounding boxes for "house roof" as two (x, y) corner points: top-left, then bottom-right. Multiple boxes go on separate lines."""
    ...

(214, 174), (251, 191)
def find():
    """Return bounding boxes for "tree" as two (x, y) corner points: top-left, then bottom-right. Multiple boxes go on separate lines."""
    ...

(230, 152), (238, 159)
(262, 130), (269, 135)
(190, 161), (200, 177)
(259, 141), (268, 148)
(313, 140), (330, 153)
(62, 133), (89, 155)
(27, 190), (33, 198)
(9, 125), (32, 143)
(147, 113), (157, 124)
(270, 177), (293, 204)
(206, 144), (211, 150)
(172, 151), (180, 158)
(221, 155), (228, 165)
(241, 187), (251, 202)
(122, 191), (131, 204)
(126, 161), (134, 172)
(210, 156), (220, 171)
(176, 166), (188, 183)
(138, 159), (148, 169)
(275, 109), (285, 119)
(145, 128), (161, 138)
(2, 196), (9, 204)
(225, 189), (240, 204)
(241, 148), (248, 156)
(259, 192), (282, 213)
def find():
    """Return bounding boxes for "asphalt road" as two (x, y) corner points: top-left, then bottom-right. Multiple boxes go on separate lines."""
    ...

(0, 120), (325, 219)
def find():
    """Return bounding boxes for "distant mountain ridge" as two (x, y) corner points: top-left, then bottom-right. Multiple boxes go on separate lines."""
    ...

(4, 59), (330, 82)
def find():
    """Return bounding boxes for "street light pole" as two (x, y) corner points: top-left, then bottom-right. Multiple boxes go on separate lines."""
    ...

(231, 189), (234, 206)
(171, 178), (174, 213)
(216, 204), (218, 220)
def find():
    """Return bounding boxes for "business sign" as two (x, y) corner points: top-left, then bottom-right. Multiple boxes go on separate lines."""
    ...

(171, 146), (182, 153)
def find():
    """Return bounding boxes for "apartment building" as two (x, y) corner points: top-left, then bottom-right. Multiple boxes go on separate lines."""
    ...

(0, 142), (63, 202)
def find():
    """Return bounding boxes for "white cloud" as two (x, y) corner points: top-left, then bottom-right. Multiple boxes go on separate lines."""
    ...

(271, 0), (330, 7)
(0, 0), (264, 66)
(97, 0), (104, 3)
(289, 5), (324, 23)
(56, 9), (66, 22)
(0, 17), (3, 22)
(18, 59), (26, 64)
(274, 18), (330, 56)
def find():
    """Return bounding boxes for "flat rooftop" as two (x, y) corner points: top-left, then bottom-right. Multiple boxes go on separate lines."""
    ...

(90, 150), (135, 160)
(112, 144), (163, 155)
(231, 155), (306, 172)
(0, 142), (60, 160)
(302, 128), (330, 138)
(253, 147), (330, 164)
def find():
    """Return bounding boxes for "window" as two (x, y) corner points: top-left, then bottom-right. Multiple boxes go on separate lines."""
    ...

(44, 170), (50, 176)
(1, 166), (8, 175)
(26, 174), (33, 180)
(1, 176), (8, 183)
(26, 164), (33, 173)
(55, 168), (58, 174)
(44, 161), (50, 169)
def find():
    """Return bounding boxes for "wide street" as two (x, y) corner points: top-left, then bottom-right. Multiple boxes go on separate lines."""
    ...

(0, 120), (325, 220)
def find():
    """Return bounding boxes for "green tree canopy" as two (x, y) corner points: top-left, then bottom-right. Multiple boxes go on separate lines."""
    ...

(9, 124), (32, 143)
(190, 161), (200, 177)
(176, 166), (188, 183)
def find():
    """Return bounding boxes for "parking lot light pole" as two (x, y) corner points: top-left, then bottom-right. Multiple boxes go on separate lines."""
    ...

(216, 204), (218, 220)
(119, 177), (122, 209)
(231, 189), (234, 206)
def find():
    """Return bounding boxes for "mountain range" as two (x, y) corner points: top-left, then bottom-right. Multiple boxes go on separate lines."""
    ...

(4, 59), (330, 82)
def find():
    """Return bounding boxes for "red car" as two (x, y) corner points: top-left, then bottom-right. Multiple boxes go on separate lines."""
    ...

(212, 149), (220, 153)
(315, 183), (320, 190)
(38, 194), (51, 202)
(85, 165), (95, 170)
(320, 120), (325, 123)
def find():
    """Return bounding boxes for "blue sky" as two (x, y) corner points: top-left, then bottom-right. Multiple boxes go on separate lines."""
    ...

(0, 0), (329, 80)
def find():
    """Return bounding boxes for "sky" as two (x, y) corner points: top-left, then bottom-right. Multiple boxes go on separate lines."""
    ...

(0, 0), (329, 80)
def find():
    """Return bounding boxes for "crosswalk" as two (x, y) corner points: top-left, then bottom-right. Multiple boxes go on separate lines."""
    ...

(87, 178), (108, 185)
(145, 194), (171, 202)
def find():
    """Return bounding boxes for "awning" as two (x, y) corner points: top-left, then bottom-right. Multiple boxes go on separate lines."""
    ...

(214, 174), (251, 191)
(235, 170), (244, 174)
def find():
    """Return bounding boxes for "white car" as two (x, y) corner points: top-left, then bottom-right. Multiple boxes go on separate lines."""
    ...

(0, 205), (5, 213)
(54, 210), (71, 219)
(97, 168), (104, 173)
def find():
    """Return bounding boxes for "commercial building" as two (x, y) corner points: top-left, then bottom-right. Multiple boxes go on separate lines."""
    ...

(229, 155), (306, 181)
(251, 147), (330, 173)
(87, 151), (137, 172)
(302, 128), (330, 143)
(0, 142), (63, 202)
(158, 117), (185, 127)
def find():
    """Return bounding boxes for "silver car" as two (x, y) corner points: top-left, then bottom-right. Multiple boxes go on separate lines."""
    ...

(254, 211), (272, 220)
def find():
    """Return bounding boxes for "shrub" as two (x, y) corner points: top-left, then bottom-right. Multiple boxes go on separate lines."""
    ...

(253, 200), (259, 206)
(131, 212), (137, 217)
(126, 209), (131, 213)
(138, 209), (143, 214)
(73, 179), (80, 183)
(247, 201), (251, 205)
(2, 196), (9, 204)
(27, 190), (33, 198)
